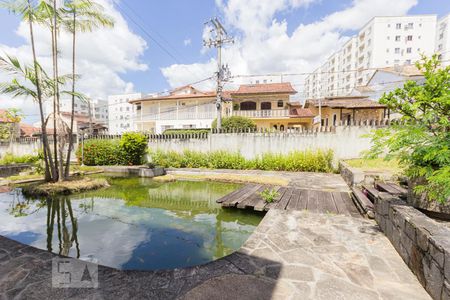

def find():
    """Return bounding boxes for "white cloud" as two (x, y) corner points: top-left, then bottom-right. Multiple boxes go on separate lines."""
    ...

(161, 0), (418, 92)
(0, 0), (147, 123)
(183, 38), (192, 46)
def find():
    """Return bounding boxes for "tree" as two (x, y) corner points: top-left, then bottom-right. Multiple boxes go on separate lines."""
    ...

(0, 108), (22, 140)
(61, 0), (114, 178)
(367, 55), (450, 203)
(212, 116), (257, 131)
(1, 0), (56, 181)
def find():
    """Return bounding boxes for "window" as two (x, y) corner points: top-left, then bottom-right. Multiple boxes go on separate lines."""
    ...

(387, 36), (390, 40)
(386, 48), (390, 53)
(395, 48), (400, 54)
(395, 35), (401, 42)
(408, 22), (413, 28)
(396, 23), (401, 29)
(438, 44), (443, 50)
(277, 100), (284, 108)
(387, 24), (391, 28)
(136, 104), (141, 111)
(386, 60), (389, 64)
(406, 47), (412, 53)
(405, 59), (412, 65)
(407, 35), (413, 41)
(240, 101), (256, 110)
(261, 102), (272, 110)
(394, 59), (400, 65)
(439, 33), (444, 40)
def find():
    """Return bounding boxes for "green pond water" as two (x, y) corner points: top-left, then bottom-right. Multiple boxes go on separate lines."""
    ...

(0, 175), (263, 270)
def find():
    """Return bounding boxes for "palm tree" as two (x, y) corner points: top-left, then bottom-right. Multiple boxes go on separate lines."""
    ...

(62, 0), (114, 178)
(0, 0), (56, 181)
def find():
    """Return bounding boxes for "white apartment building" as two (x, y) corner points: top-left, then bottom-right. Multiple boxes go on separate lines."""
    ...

(437, 14), (450, 66)
(44, 98), (108, 125)
(107, 93), (142, 134)
(305, 14), (440, 99)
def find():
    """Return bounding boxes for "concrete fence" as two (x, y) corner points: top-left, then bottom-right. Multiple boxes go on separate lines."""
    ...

(147, 125), (378, 160)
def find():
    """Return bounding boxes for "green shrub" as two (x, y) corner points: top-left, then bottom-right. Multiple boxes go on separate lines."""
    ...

(0, 153), (39, 165)
(148, 149), (334, 173)
(163, 129), (210, 135)
(120, 132), (148, 165)
(76, 139), (123, 166)
(212, 116), (256, 131)
(77, 133), (149, 166)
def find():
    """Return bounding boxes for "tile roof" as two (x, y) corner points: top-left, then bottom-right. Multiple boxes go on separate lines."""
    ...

(308, 97), (386, 109)
(289, 108), (315, 118)
(232, 82), (297, 95)
(20, 124), (40, 137)
(378, 65), (423, 77)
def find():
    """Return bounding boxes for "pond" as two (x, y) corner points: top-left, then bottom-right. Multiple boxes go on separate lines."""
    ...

(0, 175), (263, 270)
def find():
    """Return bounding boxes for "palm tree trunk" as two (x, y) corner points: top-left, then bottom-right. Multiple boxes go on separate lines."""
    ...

(65, 11), (76, 179)
(27, 0), (54, 182)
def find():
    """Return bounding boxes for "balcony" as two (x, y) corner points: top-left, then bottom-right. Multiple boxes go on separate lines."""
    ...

(232, 109), (289, 118)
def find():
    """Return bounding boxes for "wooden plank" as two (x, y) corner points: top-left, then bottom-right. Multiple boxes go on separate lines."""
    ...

(236, 186), (267, 209)
(318, 191), (338, 214)
(386, 182), (408, 198)
(352, 187), (375, 219)
(286, 188), (301, 210)
(295, 189), (309, 211)
(274, 188), (294, 210)
(306, 190), (319, 212)
(222, 185), (261, 207)
(362, 185), (379, 202)
(340, 192), (361, 218)
(376, 182), (402, 196)
(216, 185), (250, 203)
(246, 186), (280, 210)
(331, 191), (350, 216)
(257, 187), (286, 211)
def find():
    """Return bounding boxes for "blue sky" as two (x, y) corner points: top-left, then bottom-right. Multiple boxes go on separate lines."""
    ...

(0, 0), (449, 122)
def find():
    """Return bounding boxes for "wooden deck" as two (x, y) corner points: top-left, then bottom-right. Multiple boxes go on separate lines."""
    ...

(217, 184), (361, 217)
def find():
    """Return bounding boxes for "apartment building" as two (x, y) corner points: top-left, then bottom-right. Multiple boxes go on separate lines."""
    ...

(107, 93), (142, 134)
(437, 14), (450, 66)
(304, 14), (439, 99)
(43, 98), (108, 126)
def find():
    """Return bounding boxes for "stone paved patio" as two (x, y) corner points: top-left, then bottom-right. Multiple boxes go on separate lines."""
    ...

(0, 209), (430, 299)
(0, 170), (431, 299)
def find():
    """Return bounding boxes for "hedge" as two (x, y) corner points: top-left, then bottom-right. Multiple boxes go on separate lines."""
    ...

(148, 149), (335, 173)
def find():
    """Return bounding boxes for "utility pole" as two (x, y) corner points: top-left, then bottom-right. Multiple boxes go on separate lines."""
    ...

(204, 18), (233, 129)
(87, 98), (93, 135)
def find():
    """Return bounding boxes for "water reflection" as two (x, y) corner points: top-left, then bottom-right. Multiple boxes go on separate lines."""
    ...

(0, 177), (263, 270)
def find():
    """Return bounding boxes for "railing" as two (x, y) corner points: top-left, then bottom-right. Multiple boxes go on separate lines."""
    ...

(232, 109), (289, 118)
(140, 110), (215, 121)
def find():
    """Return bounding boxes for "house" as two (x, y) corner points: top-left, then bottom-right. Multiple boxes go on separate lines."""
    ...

(230, 83), (311, 130)
(131, 83), (317, 133)
(304, 96), (387, 126)
(19, 124), (40, 137)
(350, 65), (424, 100)
(44, 112), (108, 136)
(131, 86), (219, 133)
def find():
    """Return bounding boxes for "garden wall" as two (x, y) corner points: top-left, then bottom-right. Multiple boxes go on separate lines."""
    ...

(147, 126), (376, 160)
(374, 193), (450, 300)
(0, 139), (78, 160)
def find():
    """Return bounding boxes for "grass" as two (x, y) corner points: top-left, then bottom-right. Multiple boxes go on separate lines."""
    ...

(345, 158), (404, 173)
(153, 173), (289, 186)
(21, 177), (109, 197)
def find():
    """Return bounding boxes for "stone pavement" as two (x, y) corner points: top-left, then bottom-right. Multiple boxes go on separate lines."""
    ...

(166, 168), (350, 192)
(0, 209), (430, 299)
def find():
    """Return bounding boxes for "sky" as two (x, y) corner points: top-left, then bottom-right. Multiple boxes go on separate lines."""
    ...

(0, 0), (449, 123)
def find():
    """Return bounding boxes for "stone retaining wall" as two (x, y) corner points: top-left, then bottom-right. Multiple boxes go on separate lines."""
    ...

(0, 164), (31, 178)
(374, 193), (450, 300)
